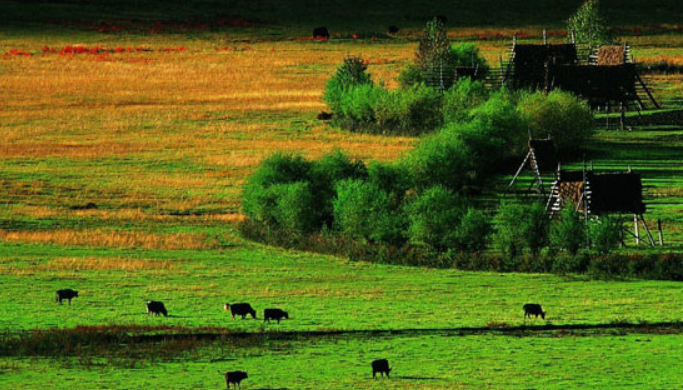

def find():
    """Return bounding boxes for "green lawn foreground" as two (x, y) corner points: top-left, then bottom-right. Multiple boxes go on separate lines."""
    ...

(1, 331), (682, 389)
(1, 241), (682, 332)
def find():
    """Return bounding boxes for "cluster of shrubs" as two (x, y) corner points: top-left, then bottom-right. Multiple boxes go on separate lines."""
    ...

(240, 142), (682, 280)
(241, 146), (491, 251)
(324, 56), (593, 154)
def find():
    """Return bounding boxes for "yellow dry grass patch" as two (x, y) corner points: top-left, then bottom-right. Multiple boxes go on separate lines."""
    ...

(44, 256), (175, 271)
(0, 229), (214, 250)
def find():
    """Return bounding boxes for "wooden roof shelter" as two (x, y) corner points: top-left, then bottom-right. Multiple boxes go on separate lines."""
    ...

(502, 35), (659, 121)
(547, 168), (645, 216)
(546, 166), (657, 245)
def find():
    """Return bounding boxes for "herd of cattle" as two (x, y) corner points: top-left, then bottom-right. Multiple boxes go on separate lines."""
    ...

(55, 288), (547, 388)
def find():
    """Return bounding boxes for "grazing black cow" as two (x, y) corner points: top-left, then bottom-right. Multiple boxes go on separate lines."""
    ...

(147, 301), (168, 317)
(388, 25), (399, 34)
(372, 359), (392, 379)
(313, 26), (330, 40)
(523, 303), (546, 319)
(224, 303), (256, 319)
(263, 308), (289, 324)
(224, 370), (248, 389)
(55, 289), (78, 305)
(317, 111), (333, 120)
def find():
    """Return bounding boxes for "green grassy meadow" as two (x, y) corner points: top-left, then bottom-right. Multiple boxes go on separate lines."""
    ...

(2, 0), (683, 388)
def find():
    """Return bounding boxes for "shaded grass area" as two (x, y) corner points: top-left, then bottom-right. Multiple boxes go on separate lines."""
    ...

(2, 242), (683, 332)
(1, 330), (682, 389)
(2, 0), (683, 32)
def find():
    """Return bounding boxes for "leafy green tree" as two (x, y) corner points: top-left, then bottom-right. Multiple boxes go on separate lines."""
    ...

(567, 0), (614, 48)
(333, 179), (406, 245)
(324, 56), (372, 114)
(493, 202), (549, 258)
(589, 215), (623, 255)
(242, 153), (312, 225)
(415, 17), (452, 91)
(518, 90), (594, 155)
(550, 204), (587, 256)
(493, 202), (528, 258)
(405, 186), (466, 251)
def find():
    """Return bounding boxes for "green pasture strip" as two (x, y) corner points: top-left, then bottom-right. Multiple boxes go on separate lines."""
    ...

(1, 242), (682, 332)
(2, 331), (682, 389)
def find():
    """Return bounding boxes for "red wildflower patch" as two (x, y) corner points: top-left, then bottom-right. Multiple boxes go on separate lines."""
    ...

(161, 46), (187, 52)
(4, 49), (32, 57)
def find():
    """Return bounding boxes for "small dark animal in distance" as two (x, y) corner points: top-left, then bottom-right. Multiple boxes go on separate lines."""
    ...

(523, 303), (546, 319)
(147, 300), (168, 317)
(69, 202), (98, 210)
(263, 308), (289, 324)
(313, 26), (330, 40)
(55, 289), (79, 305)
(317, 111), (333, 120)
(372, 359), (392, 378)
(388, 25), (399, 34)
(224, 370), (248, 389)
(224, 303), (257, 319)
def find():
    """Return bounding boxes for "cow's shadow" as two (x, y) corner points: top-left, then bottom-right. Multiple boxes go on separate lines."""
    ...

(251, 388), (290, 390)
(396, 375), (442, 381)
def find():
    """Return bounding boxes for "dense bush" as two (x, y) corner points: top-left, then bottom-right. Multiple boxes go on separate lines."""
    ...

(453, 208), (492, 253)
(589, 215), (623, 255)
(332, 179), (406, 245)
(269, 182), (318, 233)
(405, 186), (466, 251)
(323, 56), (372, 115)
(518, 90), (594, 154)
(442, 78), (490, 124)
(549, 205), (586, 256)
(309, 149), (368, 226)
(493, 202), (549, 258)
(406, 124), (472, 191)
(374, 84), (443, 135)
(468, 91), (528, 161)
(367, 160), (414, 204)
(242, 153), (312, 225)
(450, 43), (490, 76)
(337, 83), (387, 130)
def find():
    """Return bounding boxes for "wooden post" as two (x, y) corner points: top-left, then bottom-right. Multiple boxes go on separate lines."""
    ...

(571, 30), (576, 44)
(657, 219), (664, 246)
(507, 151), (531, 191)
(543, 29), (547, 45)
(633, 214), (640, 245)
(639, 215), (656, 246)
(620, 101), (626, 131)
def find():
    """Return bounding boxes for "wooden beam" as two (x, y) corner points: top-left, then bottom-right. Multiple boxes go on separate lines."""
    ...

(507, 151), (531, 191)
(639, 215), (656, 246)
(633, 214), (640, 245)
(657, 219), (664, 246)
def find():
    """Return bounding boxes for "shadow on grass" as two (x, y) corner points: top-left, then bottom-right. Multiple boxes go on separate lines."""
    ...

(397, 375), (443, 381)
